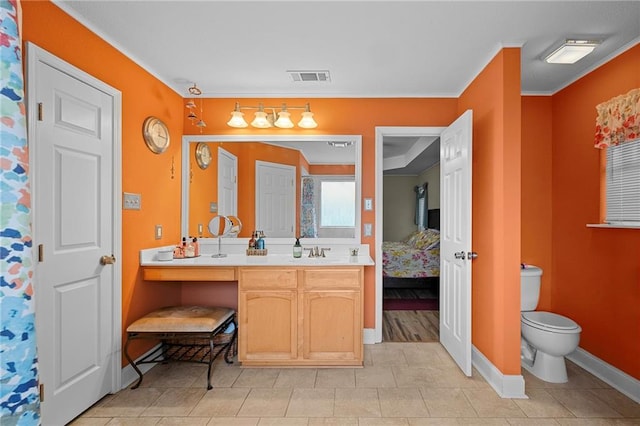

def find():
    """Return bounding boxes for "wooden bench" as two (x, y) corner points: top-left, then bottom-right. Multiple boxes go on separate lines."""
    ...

(124, 305), (237, 390)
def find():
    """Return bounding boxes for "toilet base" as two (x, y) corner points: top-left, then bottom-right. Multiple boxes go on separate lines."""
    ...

(522, 350), (568, 383)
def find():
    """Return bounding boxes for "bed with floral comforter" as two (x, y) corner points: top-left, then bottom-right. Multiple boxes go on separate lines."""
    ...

(382, 229), (440, 278)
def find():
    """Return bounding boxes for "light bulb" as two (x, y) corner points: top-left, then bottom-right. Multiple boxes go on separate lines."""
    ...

(274, 111), (294, 128)
(251, 111), (271, 128)
(298, 111), (317, 129)
(227, 111), (248, 128)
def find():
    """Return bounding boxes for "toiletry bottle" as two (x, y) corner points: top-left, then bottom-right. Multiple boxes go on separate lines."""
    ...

(185, 238), (195, 257)
(192, 237), (199, 257)
(249, 231), (256, 249)
(293, 237), (302, 258)
(256, 231), (265, 250)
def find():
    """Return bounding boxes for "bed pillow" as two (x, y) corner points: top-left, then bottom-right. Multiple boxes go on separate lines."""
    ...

(407, 229), (440, 250)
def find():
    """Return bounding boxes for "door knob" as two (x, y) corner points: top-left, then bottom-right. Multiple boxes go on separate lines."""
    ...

(468, 251), (478, 260)
(100, 255), (116, 265)
(454, 251), (466, 260)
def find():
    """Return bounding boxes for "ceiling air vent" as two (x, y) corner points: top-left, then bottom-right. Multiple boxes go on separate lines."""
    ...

(288, 70), (331, 83)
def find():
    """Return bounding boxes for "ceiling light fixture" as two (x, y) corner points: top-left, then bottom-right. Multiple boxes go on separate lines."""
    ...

(185, 83), (206, 132)
(227, 102), (317, 129)
(543, 39), (601, 64)
(327, 141), (352, 148)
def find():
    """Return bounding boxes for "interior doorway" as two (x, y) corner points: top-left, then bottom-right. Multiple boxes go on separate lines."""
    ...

(374, 126), (445, 343)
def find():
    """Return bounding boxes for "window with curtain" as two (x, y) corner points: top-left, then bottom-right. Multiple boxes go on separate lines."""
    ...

(594, 88), (640, 224)
(414, 183), (428, 230)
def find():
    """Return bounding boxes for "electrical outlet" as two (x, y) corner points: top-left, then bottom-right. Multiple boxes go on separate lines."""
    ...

(123, 192), (141, 210)
(364, 223), (372, 236)
(155, 225), (162, 240)
(210, 202), (218, 213)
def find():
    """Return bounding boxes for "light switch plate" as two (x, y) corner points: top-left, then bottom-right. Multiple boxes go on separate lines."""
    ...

(210, 202), (218, 213)
(123, 192), (141, 210)
(155, 225), (162, 240)
(364, 198), (373, 211)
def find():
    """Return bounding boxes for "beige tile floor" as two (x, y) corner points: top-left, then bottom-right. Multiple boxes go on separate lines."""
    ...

(72, 342), (640, 425)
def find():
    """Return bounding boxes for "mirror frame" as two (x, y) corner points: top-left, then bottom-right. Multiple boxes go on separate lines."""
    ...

(181, 134), (363, 245)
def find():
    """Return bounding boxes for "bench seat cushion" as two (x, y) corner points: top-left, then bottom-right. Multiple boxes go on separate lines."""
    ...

(127, 306), (234, 333)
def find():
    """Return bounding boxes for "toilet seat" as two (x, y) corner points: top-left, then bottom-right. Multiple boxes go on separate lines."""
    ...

(521, 311), (581, 334)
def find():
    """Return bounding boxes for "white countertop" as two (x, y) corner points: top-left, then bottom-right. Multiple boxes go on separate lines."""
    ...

(140, 241), (374, 267)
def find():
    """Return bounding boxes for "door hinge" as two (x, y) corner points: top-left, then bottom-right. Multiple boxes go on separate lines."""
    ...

(39, 383), (44, 402)
(38, 103), (43, 121)
(38, 244), (44, 262)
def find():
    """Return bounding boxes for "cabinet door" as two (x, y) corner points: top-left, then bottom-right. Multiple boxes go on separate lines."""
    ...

(301, 268), (363, 363)
(239, 290), (297, 362)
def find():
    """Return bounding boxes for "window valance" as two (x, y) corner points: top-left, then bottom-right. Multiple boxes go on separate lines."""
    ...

(594, 88), (640, 149)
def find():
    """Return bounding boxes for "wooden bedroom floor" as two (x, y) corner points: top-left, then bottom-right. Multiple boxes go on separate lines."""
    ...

(383, 310), (440, 342)
(383, 288), (439, 342)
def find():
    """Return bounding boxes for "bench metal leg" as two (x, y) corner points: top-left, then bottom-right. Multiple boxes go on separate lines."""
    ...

(124, 333), (144, 389)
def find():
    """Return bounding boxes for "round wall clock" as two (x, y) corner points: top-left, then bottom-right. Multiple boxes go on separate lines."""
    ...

(195, 142), (212, 169)
(142, 116), (170, 154)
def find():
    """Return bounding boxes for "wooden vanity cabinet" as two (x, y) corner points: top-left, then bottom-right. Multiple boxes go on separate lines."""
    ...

(237, 268), (298, 362)
(301, 268), (362, 363)
(238, 266), (363, 366)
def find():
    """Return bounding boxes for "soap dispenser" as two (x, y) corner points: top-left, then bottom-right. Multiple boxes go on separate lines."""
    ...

(293, 237), (302, 258)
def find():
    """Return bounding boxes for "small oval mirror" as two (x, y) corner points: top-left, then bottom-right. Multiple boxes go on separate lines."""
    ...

(208, 215), (233, 238)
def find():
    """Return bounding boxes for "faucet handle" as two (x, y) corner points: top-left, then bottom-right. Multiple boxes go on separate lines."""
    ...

(320, 248), (331, 257)
(304, 247), (314, 258)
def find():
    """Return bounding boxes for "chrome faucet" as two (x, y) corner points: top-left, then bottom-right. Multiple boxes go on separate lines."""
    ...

(304, 246), (331, 257)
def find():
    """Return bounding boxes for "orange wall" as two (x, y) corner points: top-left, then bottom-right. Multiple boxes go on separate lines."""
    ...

(308, 164), (356, 175)
(458, 49), (522, 375)
(183, 98), (460, 328)
(550, 44), (640, 379)
(22, 1), (184, 362)
(521, 96), (553, 311)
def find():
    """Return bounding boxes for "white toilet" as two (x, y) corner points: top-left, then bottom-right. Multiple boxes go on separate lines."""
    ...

(520, 265), (581, 383)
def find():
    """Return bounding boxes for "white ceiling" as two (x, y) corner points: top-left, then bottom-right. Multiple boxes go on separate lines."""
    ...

(53, 0), (640, 173)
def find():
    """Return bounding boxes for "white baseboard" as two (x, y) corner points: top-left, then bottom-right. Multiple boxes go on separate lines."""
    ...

(567, 347), (640, 404)
(120, 343), (162, 390)
(472, 345), (527, 399)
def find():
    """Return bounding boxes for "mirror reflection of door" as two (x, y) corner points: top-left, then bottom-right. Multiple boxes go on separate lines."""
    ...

(255, 160), (295, 237)
(218, 147), (237, 217)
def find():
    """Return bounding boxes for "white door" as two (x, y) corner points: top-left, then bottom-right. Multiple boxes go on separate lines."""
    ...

(439, 110), (473, 376)
(28, 44), (121, 425)
(255, 161), (295, 237)
(218, 147), (237, 217)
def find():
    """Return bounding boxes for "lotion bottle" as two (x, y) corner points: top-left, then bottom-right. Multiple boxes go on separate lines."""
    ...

(293, 237), (302, 258)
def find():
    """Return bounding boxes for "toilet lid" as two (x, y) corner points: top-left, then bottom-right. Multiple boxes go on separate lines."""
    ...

(522, 311), (580, 331)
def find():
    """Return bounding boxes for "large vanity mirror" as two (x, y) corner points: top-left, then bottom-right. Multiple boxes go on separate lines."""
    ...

(181, 134), (362, 245)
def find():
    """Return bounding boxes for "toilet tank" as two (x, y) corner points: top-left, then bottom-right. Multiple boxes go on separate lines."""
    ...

(521, 265), (542, 311)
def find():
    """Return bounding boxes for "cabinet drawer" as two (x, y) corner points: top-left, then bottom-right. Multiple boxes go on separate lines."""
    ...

(238, 267), (297, 290)
(143, 266), (236, 281)
(302, 268), (362, 290)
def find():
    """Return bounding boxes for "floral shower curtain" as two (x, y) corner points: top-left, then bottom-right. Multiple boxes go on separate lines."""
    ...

(300, 177), (318, 237)
(594, 87), (640, 148)
(1, 0), (40, 423)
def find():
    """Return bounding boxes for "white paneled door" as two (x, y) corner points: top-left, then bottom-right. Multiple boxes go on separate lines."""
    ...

(28, 44), (121, 425)
(439, 110), (473, 376)
(218, 147), (238, 217)
(255, 161), (295, 237)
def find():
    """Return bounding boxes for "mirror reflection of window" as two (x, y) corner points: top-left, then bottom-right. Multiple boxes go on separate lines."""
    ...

(321, 180), (356, 227)
(300, 176), (356, 238)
